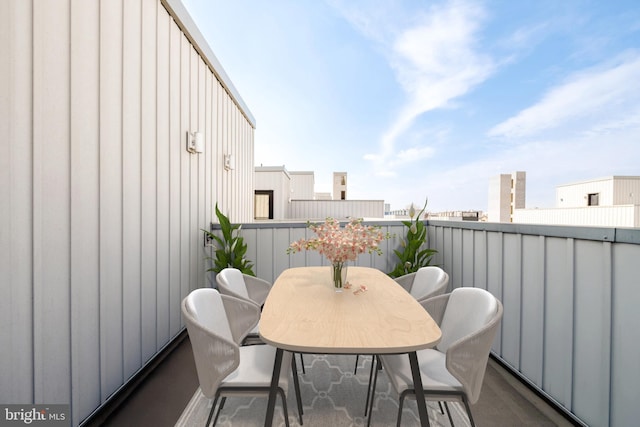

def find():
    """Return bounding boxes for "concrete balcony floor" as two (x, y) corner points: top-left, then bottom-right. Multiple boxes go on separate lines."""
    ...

(86, 334), (575, 427)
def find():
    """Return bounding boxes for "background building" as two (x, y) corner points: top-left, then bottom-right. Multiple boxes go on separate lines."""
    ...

(514, 176), (640, 227)
(487, 171), (526, 222)
(333, 172), (347, 200)
(254, 166), (291, 220)
(255, 166), (384, 220)
(290, 171), (315, 199)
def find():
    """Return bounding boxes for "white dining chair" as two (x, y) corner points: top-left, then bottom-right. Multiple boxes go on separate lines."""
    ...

(216, 268), (307, 373)
(368, 287), (503, 427)
(216, 268), (269, 344)
(394, 266), (450, 302)
(216, 267), (271, 308)
(182, 288), (303, 426)
(357, 267), (450, 381)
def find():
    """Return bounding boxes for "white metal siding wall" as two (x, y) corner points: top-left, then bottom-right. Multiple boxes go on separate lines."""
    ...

(427, 221), (640, 427)
(255, 170), (290, 220)
(288, 200), (385, 220)
(215, 93), (255, 222)
(290, 173), (315, 199)
(514, 205), (638, 227)
(612, 178), (640, 205)
(557, 178), (614, 207)
(0, 0), (254, 424)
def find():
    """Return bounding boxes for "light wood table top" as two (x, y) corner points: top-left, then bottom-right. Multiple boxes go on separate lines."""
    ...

(260, 266), (441, 354)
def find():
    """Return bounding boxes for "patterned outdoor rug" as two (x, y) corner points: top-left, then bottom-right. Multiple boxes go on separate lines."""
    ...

(175, 354), (470, 427)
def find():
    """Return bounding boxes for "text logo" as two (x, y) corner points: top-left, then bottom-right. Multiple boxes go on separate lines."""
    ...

(1, 405), (69, 426)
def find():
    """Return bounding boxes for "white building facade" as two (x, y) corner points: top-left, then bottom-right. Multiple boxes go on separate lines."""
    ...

(514, 176), (640, 227)
(333, 171), (348, 200)
(487, 171), (526, 222)
(255, 166), (384, 220)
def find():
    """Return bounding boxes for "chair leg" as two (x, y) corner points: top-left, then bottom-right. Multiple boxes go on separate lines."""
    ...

(396, 394), (405, 427)
(205, 396), (219, 427)
(438, 401), (445, 414)
(277, 388), (290, 427)
(354, 354), (359, 374)
(444, 401), (455, 426)
(461, 395), (476, 427)
(298, 353), (306, 374)
(211, 396), (226, 427)
(291, 355), (304, 424)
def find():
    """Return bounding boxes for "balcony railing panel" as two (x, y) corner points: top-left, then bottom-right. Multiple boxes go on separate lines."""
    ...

(426, 220), (640, 427)
(544, 236), (574, 409)
(611, 243), (640, 426)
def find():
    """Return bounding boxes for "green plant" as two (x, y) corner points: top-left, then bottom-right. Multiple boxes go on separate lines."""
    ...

(203, 204), (255, 275)
(388, 198), (437, 278)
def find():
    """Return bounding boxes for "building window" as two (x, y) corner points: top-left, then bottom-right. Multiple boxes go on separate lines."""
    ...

(588, 193), (599, 206)
(254, 190), (274, 219)
(340, 190), (346, 200)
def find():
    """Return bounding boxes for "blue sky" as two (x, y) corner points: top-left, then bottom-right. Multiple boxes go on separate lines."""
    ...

(182, 0), (640, 212)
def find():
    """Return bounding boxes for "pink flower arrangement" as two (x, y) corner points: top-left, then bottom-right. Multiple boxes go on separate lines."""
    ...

(287, 218), (387, 264)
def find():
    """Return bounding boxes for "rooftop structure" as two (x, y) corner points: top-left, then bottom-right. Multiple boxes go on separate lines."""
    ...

(255, 166), (384, 220)
(487, 171), (526, 222)
(333, 172), (348, 200)
(515, 175), (640, 227)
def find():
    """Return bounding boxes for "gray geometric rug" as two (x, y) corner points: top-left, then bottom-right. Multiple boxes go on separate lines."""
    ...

(176, 354), (471, 427)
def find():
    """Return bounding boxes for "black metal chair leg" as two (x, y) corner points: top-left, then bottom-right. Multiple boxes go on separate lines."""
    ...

(396, 394), (405, 427)
(277, 389), (290, 427)
(444, 401), (455, 426)
(205, 396), (219, 427)
(211, 396), (226, 426)
(291, 356), (304, 424)
(461, 396), (476, 427)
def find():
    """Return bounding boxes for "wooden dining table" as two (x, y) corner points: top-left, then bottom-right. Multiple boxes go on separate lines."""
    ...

(259, 266), (442, 427)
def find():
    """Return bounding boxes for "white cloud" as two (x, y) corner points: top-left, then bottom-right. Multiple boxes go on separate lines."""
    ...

(360, 0), (495, 172)
(488, 52), (640, 138)
(395, 146), (436, 163)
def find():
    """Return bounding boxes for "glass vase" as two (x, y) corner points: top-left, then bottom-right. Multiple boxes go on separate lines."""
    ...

(331, 261), (348, 292)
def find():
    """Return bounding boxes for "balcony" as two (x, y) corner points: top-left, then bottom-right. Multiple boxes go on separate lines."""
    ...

(5, 0), (638, 425)
(85, 220), (639, 426)
(91, 331), (571, 426)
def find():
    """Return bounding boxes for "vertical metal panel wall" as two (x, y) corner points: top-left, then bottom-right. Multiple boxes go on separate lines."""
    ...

(288, 200), (385, 220)
(514, 205), (639, 227)
(0, 0), (254, 424)
(427, 221), (640, 427)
